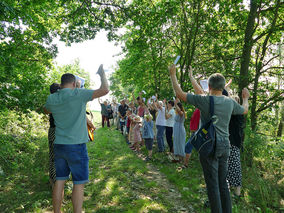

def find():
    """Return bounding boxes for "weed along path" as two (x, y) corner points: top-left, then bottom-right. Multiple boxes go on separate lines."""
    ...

(83, 127), (194, 212)
(1, 114), (282, 212)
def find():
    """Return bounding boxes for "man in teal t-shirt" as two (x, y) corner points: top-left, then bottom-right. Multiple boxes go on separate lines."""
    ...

(44, 65), (109, 213)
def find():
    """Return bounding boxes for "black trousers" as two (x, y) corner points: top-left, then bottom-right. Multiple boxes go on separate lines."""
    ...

(165, 126), (173, 153)
(102, 115), (110, 127)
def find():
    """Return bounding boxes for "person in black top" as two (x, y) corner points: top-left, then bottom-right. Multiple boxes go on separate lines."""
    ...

(227, 96), (245, 196)
(118, 99), (128, 134)
(48, 83), (60, 188)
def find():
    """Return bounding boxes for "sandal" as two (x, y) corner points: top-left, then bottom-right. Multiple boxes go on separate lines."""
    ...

(177, 165), (188, 170)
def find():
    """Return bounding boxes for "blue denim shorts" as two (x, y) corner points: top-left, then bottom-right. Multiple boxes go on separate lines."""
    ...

(185, 134), (194, 154)
(54, 143), (89, 184)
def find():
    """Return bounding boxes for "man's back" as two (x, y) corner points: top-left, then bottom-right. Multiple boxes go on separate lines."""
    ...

(186, 94), (244, 138)
(45, 88), (94, 144)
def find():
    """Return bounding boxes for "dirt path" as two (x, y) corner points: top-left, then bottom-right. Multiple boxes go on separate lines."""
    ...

(133, 151), (195, 213)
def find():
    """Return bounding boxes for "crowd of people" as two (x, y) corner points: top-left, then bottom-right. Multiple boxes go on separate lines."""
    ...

(45, 63), (249, 213)
(98, 66), (248, 213)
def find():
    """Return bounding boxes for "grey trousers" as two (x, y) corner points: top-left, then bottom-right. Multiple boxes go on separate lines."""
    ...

(199, 136), (232, 213)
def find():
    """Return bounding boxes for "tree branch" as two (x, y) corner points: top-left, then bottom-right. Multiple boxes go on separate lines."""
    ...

(253, 24), (284, 42)
(256, 92), (284, 113)
(261, 66), (284, 75)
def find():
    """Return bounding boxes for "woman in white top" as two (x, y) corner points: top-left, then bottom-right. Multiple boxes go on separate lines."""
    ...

(154, 100), (166, 152)
(165, 100), (175, 153)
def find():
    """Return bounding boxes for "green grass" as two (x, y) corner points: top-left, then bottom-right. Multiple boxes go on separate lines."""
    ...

(0, 110), (283, 212)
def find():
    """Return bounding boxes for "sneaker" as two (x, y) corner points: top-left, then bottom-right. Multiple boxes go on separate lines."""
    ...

(204, 200), (210, 208)
(145, 157), (152, 161)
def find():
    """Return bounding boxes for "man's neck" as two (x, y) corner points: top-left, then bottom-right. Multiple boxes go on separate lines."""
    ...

(61, 83), (75, 89)
(209, 90), (223, 96)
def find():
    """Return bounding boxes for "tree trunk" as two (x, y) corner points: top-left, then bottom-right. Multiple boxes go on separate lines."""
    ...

(238, 0), (258, 100)
(277, 103), (283, 137)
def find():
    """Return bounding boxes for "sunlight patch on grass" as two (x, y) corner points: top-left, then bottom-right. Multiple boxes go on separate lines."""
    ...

(133, 199), (166, 213)
(100, 178), (118, 196)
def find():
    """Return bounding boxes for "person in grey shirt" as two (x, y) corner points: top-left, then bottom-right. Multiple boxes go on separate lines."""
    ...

(98, 98), (110, 127)
(169, 64), (249, 213)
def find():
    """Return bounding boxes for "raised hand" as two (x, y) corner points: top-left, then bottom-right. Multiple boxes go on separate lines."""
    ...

(174, 98), (180, 105)
(188, 66), (193, 78)
(242, 88), (250, 99)
(169, 64), (176, 76)
(225, 79), (232, 90)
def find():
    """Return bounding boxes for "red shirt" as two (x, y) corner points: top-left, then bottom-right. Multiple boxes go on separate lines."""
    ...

(190, 109), (200, 132)
(127, 117), (131, 128)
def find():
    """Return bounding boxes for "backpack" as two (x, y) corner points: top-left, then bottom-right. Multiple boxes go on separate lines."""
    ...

(190, 96), (217, 158)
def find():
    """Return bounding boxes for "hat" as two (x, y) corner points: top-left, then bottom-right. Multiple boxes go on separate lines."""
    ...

(134, 116), (142, 123)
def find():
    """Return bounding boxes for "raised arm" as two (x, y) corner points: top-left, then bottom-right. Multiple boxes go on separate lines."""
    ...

(153, 100), (162, 110)
(98, 98), (102, 104)
(189, 66), (205, 95)
(242, 88), (250, 114)
(132, 92), (139, 105)
(91, 64), (109, 100)
(169, 64), (187, 102)
(174, 98), (184, 117)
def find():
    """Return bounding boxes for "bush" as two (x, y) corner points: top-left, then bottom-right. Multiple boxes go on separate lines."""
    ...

(242, 126), (284, 212)
(0, 110), (48, 174)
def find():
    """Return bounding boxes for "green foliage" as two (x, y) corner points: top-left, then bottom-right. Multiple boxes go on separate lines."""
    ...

(48, 59), (93, 89)
(107, 0), (283, 133)
(0, 0), (60, 111)
(0, 110), (47, 173)
(0, 109), (51, 212)
(241, 126), (284, 212)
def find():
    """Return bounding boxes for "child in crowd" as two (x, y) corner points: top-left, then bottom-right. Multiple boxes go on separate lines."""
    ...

(183, 108), (200, 167)
(142, 113), (154, 161)
(128, 111), (136, 147)
(131, 116), (143, 151)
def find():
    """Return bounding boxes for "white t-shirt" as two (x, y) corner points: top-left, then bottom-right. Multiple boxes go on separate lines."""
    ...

(166, 108), (175, 127)
(156, 107), (166, 126)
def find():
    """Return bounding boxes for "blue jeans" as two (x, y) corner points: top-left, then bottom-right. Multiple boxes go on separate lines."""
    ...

(120, 121), (125, 134)
(199, 136), (232, 213)
(156, 125), (165, 152)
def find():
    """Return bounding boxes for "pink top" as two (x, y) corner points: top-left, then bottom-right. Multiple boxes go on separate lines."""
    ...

(137, 105), (145, 117)
(133, 123), (142, 142)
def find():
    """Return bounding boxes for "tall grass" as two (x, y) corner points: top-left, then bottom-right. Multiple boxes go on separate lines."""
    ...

(0, 110), (283, 212)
